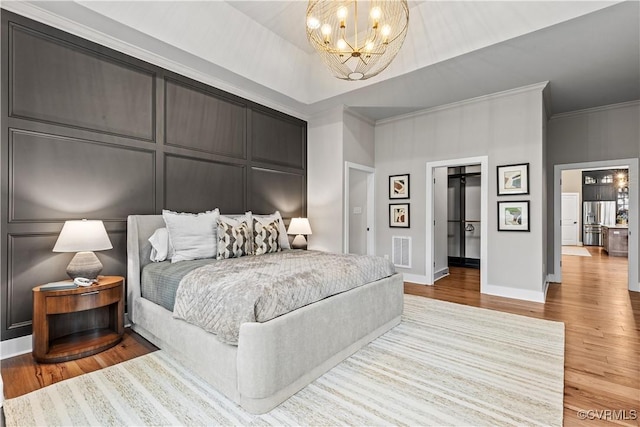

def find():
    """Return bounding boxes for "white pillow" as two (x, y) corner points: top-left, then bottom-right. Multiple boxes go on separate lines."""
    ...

(148, 227), (174, 262)
(162, 209), (219, 263)
(247, 211), (290, 249)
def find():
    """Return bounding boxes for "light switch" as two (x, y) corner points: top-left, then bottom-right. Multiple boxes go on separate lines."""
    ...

(353, 206), (362, 214)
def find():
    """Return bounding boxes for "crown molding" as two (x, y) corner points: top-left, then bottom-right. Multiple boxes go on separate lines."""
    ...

(549, 99), (640, 121)
(376, 81), (550, 126)
(343, 107), (376, 126)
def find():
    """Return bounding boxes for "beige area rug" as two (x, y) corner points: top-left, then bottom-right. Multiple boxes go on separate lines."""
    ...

(3, 295), (565, 427)
(562, 246), (592, 257)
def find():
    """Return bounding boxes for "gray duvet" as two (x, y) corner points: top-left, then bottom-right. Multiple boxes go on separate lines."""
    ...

(172, 250), (395, 345)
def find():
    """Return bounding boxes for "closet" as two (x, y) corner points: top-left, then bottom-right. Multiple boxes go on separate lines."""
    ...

(447, 166), (481, 268)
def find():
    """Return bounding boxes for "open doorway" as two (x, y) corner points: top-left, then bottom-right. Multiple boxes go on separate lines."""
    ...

(554, 159), (638, 292)
(344, 162), (375, 255)
(426, 156), (488, 290)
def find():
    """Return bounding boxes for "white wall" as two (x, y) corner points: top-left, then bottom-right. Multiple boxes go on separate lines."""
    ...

(375, 83), (547, 301)
(344, 110), (375, 167)
(307, 107), (344, 253)
(308, 107), (375, 253)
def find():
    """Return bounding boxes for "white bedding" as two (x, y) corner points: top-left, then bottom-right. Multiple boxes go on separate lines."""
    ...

(173, 250), (396, 344)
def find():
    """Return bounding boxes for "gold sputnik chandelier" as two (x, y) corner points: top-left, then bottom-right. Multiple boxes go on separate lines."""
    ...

(306, 0), (409, 81)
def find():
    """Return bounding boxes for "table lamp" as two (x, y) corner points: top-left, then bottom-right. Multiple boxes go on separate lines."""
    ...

(53, 219), (113, 279)
(287, 218), (312, 250)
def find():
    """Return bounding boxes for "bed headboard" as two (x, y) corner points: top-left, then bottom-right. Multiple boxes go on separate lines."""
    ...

(127, 214), (165, 323)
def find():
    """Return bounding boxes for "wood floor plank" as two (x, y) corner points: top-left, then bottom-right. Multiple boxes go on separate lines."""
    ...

(1, 328), (157, 399)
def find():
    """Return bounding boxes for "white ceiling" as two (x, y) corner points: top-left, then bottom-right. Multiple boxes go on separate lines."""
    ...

(6, 1), (639, 121)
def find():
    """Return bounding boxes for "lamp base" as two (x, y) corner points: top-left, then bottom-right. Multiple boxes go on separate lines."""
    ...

(66, 251), (103, 280)
(291, 234), (308, 250)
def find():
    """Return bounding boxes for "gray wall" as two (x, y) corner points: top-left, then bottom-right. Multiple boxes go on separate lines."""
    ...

(375, 85), (546, 297)
(1, 10), (307, 341)
(546, 101), (640, 274)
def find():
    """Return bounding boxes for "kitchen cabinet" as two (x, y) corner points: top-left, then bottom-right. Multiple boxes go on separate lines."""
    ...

(602, 226), (628, 257)
(582, 170), (617, 201)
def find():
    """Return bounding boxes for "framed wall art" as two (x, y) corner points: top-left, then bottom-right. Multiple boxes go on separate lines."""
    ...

(389, 174), (410, 199)
(389, 203), (410, 228)
(497, 163), (529, 195)
(497, 200), (530, 232)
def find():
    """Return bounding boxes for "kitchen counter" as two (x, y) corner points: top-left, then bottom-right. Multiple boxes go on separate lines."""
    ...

(602, 225), (628, 257)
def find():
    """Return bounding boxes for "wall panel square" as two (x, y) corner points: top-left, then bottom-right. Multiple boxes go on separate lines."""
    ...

(165, 155), (245, 214)
(10, 130), (155, 222)
(250, 168), (304, 218)
(252, 109), (305, 168)
(165, 79), (246, 158)
(10, 25), (155, 140)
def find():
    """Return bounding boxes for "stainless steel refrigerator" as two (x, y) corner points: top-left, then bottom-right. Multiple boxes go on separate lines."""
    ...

(583, 201), (616, 246)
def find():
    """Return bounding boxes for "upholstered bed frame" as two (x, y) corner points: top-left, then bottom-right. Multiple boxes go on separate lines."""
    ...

(127, 214), (404, 414)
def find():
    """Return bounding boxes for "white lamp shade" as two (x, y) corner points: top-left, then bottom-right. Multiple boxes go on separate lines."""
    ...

(53, 219), (113, 252)
(287, 218), (312, 235)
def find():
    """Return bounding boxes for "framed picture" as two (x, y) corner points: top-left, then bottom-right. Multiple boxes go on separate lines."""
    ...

(389, 174), (410, 199)
(497, 163), (529, 195)
(497, 200), (530, 232)
(389, 203), (410, 228)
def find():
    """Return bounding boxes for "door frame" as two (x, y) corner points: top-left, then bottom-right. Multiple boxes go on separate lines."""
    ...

(553, 159), (638, 291)
(561, 192), (580, 246)
(344, 162), (375, 255)
(426, 156), (488, 289)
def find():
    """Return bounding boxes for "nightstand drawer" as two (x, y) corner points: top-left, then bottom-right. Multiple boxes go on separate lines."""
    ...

(46, 286), (121, 314)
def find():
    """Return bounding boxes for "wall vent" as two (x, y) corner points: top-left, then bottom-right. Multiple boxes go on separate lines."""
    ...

(392, 236), (411, 268)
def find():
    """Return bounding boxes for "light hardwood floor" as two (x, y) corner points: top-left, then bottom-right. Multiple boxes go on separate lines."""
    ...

(2, 247), (638, 426)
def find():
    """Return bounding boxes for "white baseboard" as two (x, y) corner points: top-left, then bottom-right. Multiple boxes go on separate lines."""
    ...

(402, 273), (431, 285)
(482, 283), (546, 303)
(1, 334), (32, 360)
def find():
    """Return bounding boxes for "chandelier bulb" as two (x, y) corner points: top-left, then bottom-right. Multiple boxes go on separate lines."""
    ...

(321, 23), (332, 36)
(337, 39), (348, 50)
(370, 6), (382, 20)
(307, 16), (320, 30)
(381, 24), (392, 37)
(337, 6), (348, 19)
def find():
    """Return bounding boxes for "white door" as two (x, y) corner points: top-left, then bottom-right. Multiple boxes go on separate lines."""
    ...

(561, 193), (579, 246)
(348, 169), (369, 255)
(344, 163), (375, 255)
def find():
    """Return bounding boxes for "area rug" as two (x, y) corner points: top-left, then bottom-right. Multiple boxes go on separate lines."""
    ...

(3, 295), (564, 427)
(561, 246), (591, 256)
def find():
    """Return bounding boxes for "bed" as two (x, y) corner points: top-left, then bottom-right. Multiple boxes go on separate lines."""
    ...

(127, 214), (404, 414)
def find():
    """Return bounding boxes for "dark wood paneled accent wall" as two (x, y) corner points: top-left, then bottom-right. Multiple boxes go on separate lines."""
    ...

(0, 10), (307, 341)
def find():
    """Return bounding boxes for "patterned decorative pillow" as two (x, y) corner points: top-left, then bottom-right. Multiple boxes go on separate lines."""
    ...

(253, 219), (281, 255)
(217, 220), (251, 260)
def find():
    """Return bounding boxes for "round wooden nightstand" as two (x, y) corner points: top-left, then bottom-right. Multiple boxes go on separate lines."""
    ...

(32, 276), (124, 363)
